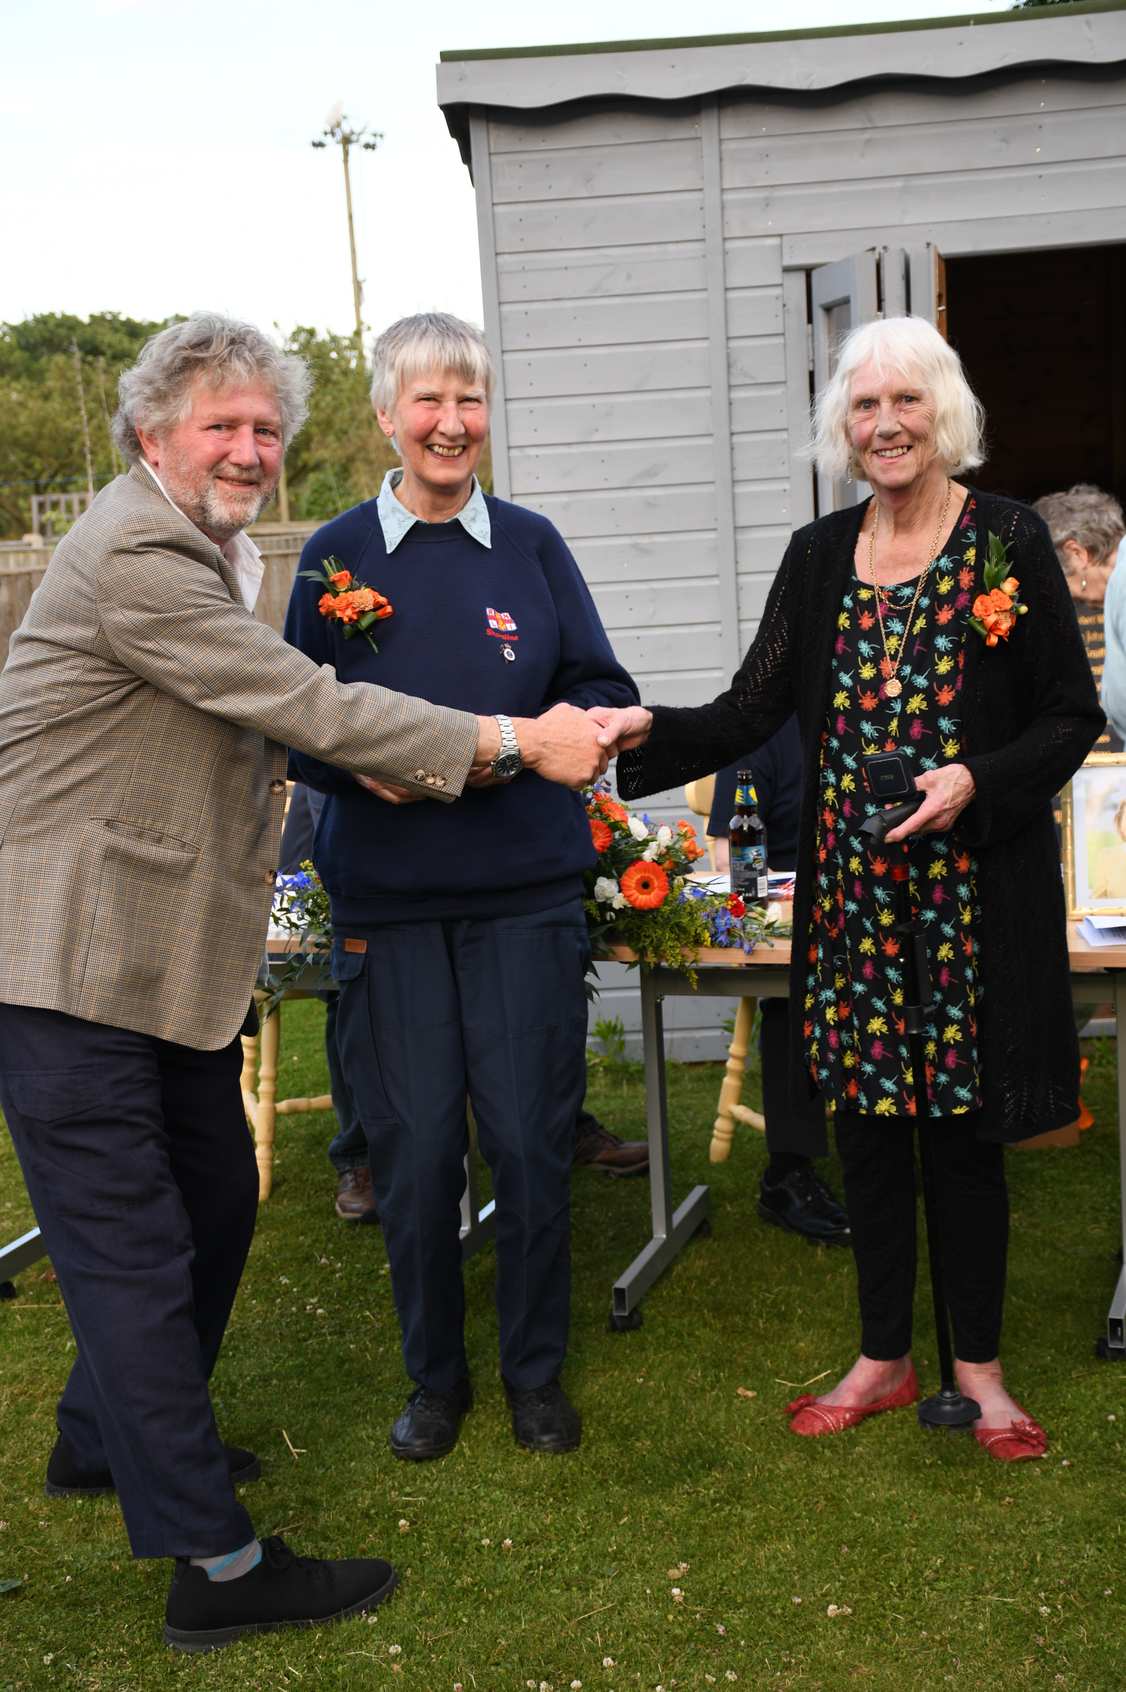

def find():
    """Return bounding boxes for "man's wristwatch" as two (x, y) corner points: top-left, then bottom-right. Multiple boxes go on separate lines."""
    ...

(489, 713), (523, 780)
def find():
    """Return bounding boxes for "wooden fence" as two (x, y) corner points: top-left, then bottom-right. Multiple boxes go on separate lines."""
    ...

(0, 521), (322, 668)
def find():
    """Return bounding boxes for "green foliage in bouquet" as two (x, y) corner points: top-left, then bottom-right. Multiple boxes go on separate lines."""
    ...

(261, 861), (332, 1017)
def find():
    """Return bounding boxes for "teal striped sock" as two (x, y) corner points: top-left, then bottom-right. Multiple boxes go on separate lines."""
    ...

(190, 1538), (262, 1582)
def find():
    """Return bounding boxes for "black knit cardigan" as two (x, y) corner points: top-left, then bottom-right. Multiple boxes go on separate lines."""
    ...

(617, 491), (1106, 1143)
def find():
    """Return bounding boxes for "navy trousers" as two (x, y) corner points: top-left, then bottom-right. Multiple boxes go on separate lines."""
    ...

(0, 1003), (257, 1559)
(332, 898), (590, 1396)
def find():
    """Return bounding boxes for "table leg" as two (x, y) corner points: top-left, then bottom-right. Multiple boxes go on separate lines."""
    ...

(610, 971), (710, 1323)
(460, 1101), (496, 1263)
(710, 995), (757, 1162)
(1103, 970), (1126, 1358)
(255, 1000), (280, 1202)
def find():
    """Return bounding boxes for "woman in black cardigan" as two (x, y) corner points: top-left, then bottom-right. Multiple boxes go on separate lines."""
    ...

(592, 316), (1103, 1462)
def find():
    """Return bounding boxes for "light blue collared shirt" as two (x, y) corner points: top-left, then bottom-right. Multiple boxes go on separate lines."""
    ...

(376, 467), (491, 554)
(1102, 533), (1126, 742)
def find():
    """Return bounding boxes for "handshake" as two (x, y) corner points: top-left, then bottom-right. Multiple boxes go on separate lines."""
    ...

(470, 701), (655, 790)
(356, 702), (655, 806)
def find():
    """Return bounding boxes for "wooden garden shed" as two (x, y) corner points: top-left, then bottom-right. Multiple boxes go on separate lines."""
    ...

(437, 0), (1126, 1054)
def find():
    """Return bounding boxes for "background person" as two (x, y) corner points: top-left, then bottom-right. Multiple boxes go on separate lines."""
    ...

(592, 315), (1102, 1462)
(707, 716), (849, 1246)
(0, 313), (609, 1653)
(1033, 483), (1124, 753)
(285, 313), (640, 1464)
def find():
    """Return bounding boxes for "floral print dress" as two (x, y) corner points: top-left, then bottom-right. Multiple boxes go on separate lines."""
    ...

(804, 498), (982, 1117)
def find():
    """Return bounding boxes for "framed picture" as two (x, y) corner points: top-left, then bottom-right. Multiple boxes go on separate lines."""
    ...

(1061, 753), (1126, 917)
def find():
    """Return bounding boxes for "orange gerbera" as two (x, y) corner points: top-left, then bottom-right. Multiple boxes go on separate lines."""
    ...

(620, 860), (669, 910)
(589, 817), (613, 852)
(595, 795), (629, 824)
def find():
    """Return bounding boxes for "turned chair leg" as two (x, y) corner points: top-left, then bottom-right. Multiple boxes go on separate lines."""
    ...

(254, 998), (280, 1201)
(710, 996), (763, 1162)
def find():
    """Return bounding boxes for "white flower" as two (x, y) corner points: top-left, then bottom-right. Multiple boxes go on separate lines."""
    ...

(670, 1588), (684, 1602)
(503, 1539), (513, 1549)
(765, 900), (783, 922)
(726, 1675), (738, 1683)
(1040, 1605), (1051, 1616)
(642, 841), (662, 861)
(603, 1659), (614, 1668)
(398, 1519), (409, 1532)
(389, 1644), (402, 1654)
(827, 1604), (852, 1618)
(656, 825), (673, 847)
(612, 893), (629, 909)
(628, 816), (649, 841)
(481, 1538), (490, 1546)
(594, 876), (619, 903)
(572, 1682), (583, 1689)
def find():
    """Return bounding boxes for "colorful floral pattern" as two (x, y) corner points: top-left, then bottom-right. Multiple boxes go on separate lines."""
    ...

(805, 500), (982, 1116)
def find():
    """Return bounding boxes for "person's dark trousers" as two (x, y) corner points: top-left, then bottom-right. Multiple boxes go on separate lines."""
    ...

(0, 1002), (258, 1559)
(759, 997), (828, 1158)
(323, 994), (366, 1173)
(333, 899), (590, 1397)
(833, 1109), (1009, 1364)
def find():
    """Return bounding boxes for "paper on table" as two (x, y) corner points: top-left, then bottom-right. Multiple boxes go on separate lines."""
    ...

(1078, 916), (1126, 947)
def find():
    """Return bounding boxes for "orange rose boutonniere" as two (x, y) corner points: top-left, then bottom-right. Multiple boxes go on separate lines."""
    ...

(299, 555), (393, 654)
(969, 533), (1027, 647)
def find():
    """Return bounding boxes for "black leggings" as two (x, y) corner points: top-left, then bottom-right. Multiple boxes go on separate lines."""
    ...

(833, 1110), (1009, 1365)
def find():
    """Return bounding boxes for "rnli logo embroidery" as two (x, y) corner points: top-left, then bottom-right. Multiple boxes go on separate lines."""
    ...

(486, 607), (517, 638)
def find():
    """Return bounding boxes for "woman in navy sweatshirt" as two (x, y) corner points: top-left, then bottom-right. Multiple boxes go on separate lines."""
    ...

(284, 312), (639, 1462)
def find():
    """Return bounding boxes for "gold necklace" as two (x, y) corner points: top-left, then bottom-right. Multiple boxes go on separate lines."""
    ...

(867, 479), (953, 699)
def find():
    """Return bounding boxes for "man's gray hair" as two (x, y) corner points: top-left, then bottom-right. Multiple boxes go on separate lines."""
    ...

(808, 315), (986, 483)
(1033, 483), (1126, 570)
(113, 312), (310, 463)
(370, 312), (495, 415)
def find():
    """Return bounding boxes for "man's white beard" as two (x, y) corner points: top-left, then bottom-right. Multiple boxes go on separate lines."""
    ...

(158, 450), (275, 543)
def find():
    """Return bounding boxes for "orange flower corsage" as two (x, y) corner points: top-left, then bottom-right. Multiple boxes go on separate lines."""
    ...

(968, 535), (1027, 647)
(300, 556), (393, 654)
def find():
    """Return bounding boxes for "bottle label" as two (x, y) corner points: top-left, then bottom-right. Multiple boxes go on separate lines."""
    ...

(730, 841), (768, 901)
(734, 781), (759, 809)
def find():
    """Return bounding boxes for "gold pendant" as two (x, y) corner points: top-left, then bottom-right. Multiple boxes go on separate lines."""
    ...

(885, 677), (902, 699)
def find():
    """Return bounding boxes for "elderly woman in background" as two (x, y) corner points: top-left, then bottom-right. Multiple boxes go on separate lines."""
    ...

(1034, 483), (1125, 752)
(285, 313), (638, 1463)
(592, 316), (1102, 1461)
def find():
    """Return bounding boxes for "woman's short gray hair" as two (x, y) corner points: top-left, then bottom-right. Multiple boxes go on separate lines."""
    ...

(113, 312), (310, 463)
(1033, 483), (1126, 569)
(809, 315), (986, 483)
(370, 312), (495, 415)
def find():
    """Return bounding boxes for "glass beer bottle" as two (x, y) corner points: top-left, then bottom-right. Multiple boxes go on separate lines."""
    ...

(729, 770), (769, 906)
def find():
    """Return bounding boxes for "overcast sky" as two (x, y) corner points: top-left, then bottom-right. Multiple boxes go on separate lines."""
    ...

(2, 0), (1016, 343)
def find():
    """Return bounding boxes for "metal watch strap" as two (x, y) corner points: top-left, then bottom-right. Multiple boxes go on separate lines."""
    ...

(490, 713), (520, 776)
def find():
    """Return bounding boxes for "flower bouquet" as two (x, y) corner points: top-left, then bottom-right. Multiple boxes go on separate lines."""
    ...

(583, 783), (790, 984)
(262, 863), (333, 1015)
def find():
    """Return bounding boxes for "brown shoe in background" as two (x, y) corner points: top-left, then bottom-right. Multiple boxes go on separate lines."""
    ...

(573, 1123), (649, 1177)
(335, 1167), (379, 1223)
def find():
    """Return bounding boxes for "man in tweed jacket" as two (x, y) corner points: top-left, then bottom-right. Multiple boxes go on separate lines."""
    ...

(0, 315), (608, 1651)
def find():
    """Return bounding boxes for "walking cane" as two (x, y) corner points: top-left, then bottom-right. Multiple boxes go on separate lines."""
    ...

(859, 796), (981, 1432)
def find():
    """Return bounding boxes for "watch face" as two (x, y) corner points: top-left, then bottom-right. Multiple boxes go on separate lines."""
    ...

(492, 751), (522, 780)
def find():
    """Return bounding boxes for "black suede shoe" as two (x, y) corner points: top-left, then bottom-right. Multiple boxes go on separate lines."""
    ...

(389, 1373), (472, 1461)
(503, 1378), (581, 1453)
(757, 1164), (851, 1247)
(45, 1437), (261, 1499)
(163, 1534), (396, 1653)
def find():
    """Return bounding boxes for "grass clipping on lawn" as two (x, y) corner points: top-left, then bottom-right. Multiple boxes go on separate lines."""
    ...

(0, 999), (1124, 1690)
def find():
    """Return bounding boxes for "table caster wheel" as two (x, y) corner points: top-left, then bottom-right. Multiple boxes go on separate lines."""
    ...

(693, 1217), (712, 1239)
(609, 1306), (643, 1332)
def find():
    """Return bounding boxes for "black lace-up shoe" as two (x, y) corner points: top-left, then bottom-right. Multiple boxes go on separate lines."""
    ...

(163, 1534), (396, 1653)
(757, 1164), (851, 1247)
(390, 1373), (473, 1461)
(503, 1377), (581, 1452)
(45, 1437), (261, 1499)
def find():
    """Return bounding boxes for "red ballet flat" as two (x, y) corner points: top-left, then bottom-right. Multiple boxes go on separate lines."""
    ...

(974, 1409), (1047, 1463)
(787, 1367), (919, 1437)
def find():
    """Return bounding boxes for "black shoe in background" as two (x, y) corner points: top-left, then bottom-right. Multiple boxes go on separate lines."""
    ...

(45, 1437), (261, 1499)
(390, 1373), (473, 1461)
(757, 1164), (851, 1247)
(163, 1534), (396, 1653)
(503, 1377), (582, 1452)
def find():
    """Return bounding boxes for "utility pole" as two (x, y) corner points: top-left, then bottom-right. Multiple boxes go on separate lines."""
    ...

(312, 102), (381, 346)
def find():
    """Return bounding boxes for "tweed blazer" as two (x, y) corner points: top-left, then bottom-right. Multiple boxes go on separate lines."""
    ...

(0, 467), (479, 1048)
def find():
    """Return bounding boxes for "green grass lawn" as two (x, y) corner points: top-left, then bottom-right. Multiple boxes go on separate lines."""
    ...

(1, 1001), (1125, 1691)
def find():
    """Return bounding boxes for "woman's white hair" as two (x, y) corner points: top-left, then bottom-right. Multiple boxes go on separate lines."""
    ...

(809, 315), (986, 483)
(113, 312), (310, 463)
(370, 312), (495, 416)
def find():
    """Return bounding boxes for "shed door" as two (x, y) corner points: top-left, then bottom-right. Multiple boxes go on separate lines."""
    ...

(811, 250), (879, 514)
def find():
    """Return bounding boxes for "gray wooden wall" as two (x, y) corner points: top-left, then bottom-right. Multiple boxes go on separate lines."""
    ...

(470, 62), (1126, 1057)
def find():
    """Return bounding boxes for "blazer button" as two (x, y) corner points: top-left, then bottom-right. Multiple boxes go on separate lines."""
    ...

(414, 769), (427, 781)
(269, 779), (285, 795)
(434, 776), (447, 790)
(264, 870), (276, 883)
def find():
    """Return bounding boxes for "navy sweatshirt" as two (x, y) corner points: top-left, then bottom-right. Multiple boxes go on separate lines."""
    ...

(284, 494), (639, 926)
